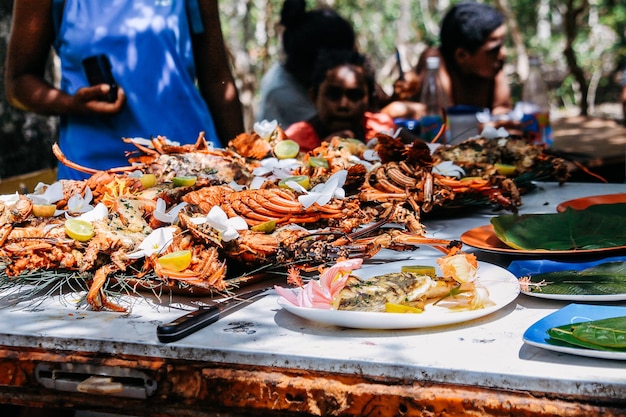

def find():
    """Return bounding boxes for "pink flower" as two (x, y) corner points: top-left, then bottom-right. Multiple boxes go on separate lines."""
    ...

(275, 259), (363, 309)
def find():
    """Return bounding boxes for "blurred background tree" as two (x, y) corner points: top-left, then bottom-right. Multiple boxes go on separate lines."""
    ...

(1, 0), (625, 178)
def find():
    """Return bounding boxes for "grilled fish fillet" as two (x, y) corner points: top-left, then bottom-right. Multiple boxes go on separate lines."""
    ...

(336, 272), (455, 312)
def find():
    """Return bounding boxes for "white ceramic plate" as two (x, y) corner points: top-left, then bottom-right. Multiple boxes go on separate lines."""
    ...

(277, 259), (520, 329)
(523, 303), (626, 360)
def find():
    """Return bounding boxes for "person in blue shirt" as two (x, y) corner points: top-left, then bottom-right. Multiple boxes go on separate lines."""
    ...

(5, 0), (244, 180)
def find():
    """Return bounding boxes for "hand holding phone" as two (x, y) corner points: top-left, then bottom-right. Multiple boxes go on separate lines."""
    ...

(82, 54), (118, 103)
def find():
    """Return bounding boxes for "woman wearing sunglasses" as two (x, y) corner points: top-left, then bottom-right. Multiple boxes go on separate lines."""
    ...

(285, 49), (396, 152)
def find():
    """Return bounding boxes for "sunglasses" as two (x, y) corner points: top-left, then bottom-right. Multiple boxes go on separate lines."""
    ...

(323, 86), (367, 102)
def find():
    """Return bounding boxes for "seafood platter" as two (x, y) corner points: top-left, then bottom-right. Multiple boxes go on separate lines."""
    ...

(0, 121), (570, 313)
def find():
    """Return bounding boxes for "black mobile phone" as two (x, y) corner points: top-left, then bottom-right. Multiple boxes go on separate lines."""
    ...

(395, 47), (404, 80)
(82, 54), (118, 102)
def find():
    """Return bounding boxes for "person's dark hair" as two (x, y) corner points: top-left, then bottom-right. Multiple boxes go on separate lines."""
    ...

(439, 2), (505, 66)
(310, 49), (376, 104)
(280, 0), (355, 87)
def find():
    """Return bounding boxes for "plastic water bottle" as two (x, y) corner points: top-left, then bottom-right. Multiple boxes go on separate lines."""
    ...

(420, 56), (446, 142)
(521, 56), (552, 146)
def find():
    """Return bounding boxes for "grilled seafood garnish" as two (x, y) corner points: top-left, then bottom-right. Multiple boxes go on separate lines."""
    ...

(432, 136), (570, 184)
(124, 133), (253, 185)
(335, 272), (450, 312)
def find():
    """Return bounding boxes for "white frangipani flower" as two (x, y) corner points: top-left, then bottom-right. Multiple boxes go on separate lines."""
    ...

(297, 170), (347, 209)
(0, 192), (19, 204)
(190, 206), (248, 242)
(480, 125), (509, 140)
(76, 203), (108, 222)
(348, 155), (375, 172)
(29, 181), (64, 204)
(432, 161), (466, 179)
(254, 119), (279, 139)
(252, 157), (300, 178)
(249, 176), (267, 190)
(126, 227), (176, 259)
(66, 186), (94, 213)
(361, 149), (380, 162)
(153, 198), (188, 224)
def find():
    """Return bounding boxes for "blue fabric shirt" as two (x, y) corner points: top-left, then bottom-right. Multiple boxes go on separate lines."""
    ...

(53, 0), (219, 179)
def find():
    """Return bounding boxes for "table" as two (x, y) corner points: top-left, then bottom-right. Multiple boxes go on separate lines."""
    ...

(1, 182), (625, 416)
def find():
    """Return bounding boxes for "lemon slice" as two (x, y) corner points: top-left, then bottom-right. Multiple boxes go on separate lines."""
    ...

(308, 156), (329, 168)
(400, 265), (436, 278)
(278, 175), (310, 190)
(140, 173), (157, 188)
(65, 219), (95, 242)
(172, 176), (197, 187)
(32, 204), (57, 218)
(385, 303), (423, 314)
(251, 220), (276, 233)
(494, 163), (516, 176)
(274, 140), (300, 159)
(157, 250), (192, 272)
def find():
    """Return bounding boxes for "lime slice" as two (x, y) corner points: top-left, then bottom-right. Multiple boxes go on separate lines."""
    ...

(401, 265), (436, 278)
(32, 204), (57, 218)
(494, 163), (516, 176)
(308, 156), (329, 168)
(65, 218), (95, 242)
(172, 176), (197, 187)
(278, 175), (310, 190)
(140, 173), (157, 188)
(274, 140), (300, 159)
(385, 303), (423, 314)
(157, 250), (192, 272)
(251, 220), (276, 233)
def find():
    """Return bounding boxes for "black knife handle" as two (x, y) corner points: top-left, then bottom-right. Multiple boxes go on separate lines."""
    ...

(157, 305), (219, 343)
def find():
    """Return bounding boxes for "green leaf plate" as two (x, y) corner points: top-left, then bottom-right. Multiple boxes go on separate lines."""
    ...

(523, 303), (626, 360)
(491, 204), (626, 251)
(519, 261), (626, 301)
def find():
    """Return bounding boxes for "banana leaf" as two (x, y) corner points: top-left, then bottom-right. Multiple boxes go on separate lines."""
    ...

(491, 204), (626, 250)
(523, 261), (626, 296)
(547, 316), (626, 351)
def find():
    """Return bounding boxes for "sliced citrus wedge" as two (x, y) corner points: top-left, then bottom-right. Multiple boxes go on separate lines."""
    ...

(65, 218), (95, 242)
(140, 173), (157, 188)
(308, 156), (329, 168)
(157, 250), (192, 272)
(172, 176), (197, 187)
(274, 140), (300, 159)
(494, 163), (516, 176)
(278, 175), (310, 190)
(385, 303), (423, 314)
(400, 265), (436, 278)
(251, 220), (277, 233)
(33, 204), (57, 218)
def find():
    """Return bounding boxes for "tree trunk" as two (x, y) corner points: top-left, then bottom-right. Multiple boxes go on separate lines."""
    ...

(564, 0), (590, 116)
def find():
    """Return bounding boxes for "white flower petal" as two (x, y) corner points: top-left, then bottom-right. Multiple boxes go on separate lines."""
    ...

(76, 203), (108, 222)
(126, 227), (175, 259)
(480, 125), (499, 140)
(254, 119), (278, 139)
(252, 166), (274, 176)
(298, 193), (319, 209)
(496, 127), (509, 137)
(250, 176), (267, 189)
(208, 206), (229, 225)
(221, 228), (240, 242)
(285, 180), (308, 193)
(226, 216), (248, 231)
